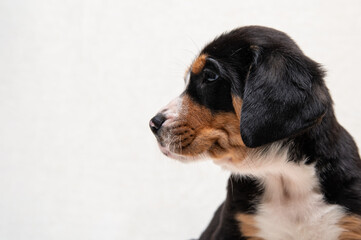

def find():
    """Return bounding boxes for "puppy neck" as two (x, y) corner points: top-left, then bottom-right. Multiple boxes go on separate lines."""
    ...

(213, 142), (319, 199)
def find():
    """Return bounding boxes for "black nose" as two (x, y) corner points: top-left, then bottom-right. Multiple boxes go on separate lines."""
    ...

(149, 113), (166, 134)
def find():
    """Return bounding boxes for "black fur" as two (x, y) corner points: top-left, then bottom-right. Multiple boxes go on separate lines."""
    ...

(186, 58), (235, 113)
(184, 26), (361, 239)
(199, 176), (264, 240)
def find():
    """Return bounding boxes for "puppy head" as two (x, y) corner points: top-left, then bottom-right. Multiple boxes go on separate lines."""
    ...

(150, 26), (329, 164)
(149, 54), (246, 163)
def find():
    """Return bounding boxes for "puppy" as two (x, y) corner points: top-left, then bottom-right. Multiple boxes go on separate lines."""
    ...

(149, 26), (361, 240)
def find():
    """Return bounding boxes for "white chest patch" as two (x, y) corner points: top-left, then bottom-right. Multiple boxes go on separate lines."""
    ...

(255, 181), (344, 240)
(216, 144), (345, 240)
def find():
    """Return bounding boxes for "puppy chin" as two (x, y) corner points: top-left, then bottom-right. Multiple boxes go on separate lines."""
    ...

(158, 143), (206, 163)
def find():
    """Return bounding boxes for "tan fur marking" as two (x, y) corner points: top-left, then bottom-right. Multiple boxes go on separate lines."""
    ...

(232, 95), (243, 120)
(231, 95), (245, 147)
(165, 95), (248, 162)
(191, 54), (207, 74)
(338, 215), (361, 240)
(250, 45), (259, 50)
(236, 214), (264, 240)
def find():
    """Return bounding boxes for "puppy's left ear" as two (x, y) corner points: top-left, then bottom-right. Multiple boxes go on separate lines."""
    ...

(240, 48), (328, 148)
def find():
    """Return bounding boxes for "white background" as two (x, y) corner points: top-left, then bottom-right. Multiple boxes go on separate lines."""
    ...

(0, 0), (361, 239)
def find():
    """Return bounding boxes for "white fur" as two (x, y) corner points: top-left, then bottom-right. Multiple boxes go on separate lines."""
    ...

(159, 97), (183, 128)
(184, 70), (191, 86)
(214, 143), (345, 240)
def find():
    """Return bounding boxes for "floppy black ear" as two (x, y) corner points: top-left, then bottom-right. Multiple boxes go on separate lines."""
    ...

(240, 48), (328, 148)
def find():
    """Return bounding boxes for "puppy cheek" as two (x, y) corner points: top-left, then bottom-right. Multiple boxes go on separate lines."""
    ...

(206, 130), (237, 159)
(185, 128), (229, 157)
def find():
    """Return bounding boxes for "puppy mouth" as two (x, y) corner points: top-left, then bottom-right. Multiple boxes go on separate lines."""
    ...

(157, 143), (194, 162)
(156, 123), (209, 161)
(157, 132), (195, 156)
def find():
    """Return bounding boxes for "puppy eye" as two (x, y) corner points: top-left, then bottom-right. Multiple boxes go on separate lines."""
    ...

(203, 69), (219, 82)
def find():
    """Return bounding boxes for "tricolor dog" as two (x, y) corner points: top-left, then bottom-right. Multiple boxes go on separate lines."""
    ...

(149, 26), (361, 239)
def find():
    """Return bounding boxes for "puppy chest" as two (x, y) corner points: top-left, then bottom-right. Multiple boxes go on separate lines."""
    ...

(237, 174), (345, 240)
(253, 196), (344, 240)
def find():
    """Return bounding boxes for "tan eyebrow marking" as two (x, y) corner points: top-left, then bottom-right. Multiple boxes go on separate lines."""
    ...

(191, 54), (207, 74)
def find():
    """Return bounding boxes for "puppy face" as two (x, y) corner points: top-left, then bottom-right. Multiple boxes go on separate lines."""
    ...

(150, 26), (328, 164)
(151, 54), (248, 163)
